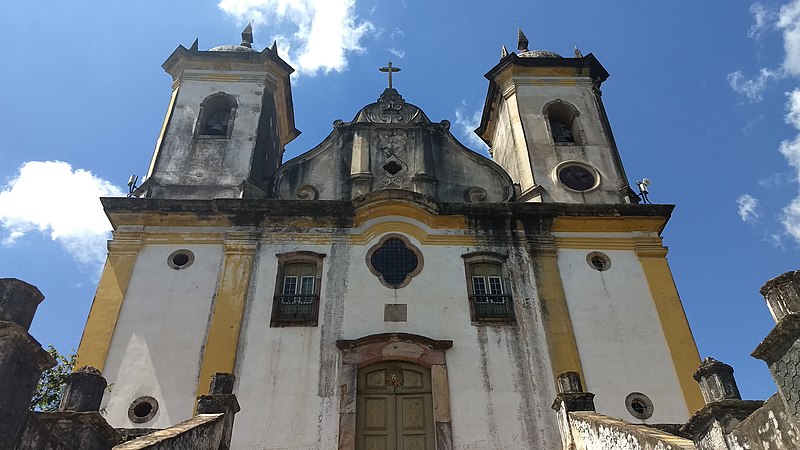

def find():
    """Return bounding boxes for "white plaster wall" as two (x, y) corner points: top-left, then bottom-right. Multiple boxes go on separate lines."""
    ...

(102, 244), (223, 428)
(231, 243), (334, 450)
(557, 247), (689, 423)
(228, 226), (561, 449)
(343, 232), (561, 449)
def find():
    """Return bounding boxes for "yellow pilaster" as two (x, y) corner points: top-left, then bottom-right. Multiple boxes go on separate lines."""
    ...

(75, 232), (143, 371)
(195, 232), (258, 397)
(635, 241), (704, 414)
(529, 240), (585, 384)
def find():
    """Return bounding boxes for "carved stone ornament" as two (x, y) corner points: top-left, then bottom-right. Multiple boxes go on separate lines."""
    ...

(378, 130), (407, 158)
(359, 88), (422, 124)
(378, 159), (409, 190)
(296, 184), (318, 200)
(465, 186), (487, 203)
(377, 129), (410, 189)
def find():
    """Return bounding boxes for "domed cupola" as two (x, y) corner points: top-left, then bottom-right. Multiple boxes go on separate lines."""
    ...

(208, 23), (259, 53)
(515, 29), (562, 59)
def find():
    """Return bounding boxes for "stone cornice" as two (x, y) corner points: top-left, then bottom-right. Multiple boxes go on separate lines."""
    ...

(101, 197), (673, 233)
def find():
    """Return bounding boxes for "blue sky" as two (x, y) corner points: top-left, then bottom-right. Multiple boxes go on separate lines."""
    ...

(1, 1), (799, 402)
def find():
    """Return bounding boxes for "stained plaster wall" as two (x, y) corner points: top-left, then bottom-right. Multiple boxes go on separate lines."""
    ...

(148, 77), (273, 198)
(102, 243), (223, 429)
(274, 122), (512, 203)
(230, 242), (336, 449)
(557, 245), (688, 423)
(228, 219), (561, 449)
(493, 77), (628, 204)
(491, 93), (535, 196)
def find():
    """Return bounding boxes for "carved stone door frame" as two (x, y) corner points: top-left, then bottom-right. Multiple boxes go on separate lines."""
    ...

(336, 333), (453, 450)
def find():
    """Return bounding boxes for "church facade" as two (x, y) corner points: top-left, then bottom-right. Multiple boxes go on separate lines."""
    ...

(75, 29), (703, 449)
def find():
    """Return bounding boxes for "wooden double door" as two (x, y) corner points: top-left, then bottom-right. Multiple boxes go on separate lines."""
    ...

(356, 362), (435, 450)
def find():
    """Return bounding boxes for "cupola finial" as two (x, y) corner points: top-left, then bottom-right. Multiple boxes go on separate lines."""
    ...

(517, 28), (529, 52)
(241, 23), (253, 48)
(501, 45), (509, 59)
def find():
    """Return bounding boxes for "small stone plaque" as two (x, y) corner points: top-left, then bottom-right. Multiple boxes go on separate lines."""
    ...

(384, 304), (407, 322)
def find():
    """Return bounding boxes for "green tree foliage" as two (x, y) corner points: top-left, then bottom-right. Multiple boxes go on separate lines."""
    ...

(30, 345), (76, 411)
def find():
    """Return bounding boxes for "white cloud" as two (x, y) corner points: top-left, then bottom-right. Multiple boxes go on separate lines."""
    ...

(387, 48), (405, 58)
(778, 0), (800, 75)
(454, 101), (489, 154)
(742, 114), (764, 134)
(390, 29), (405, 41)
(737, 194), (761, 223)
(0, 161), (123, 266)
(749, 3), (775, 39)
(758, 171), (794, 187)
(727, 68), (780, 102)
(780, 89), (800, 240)
(217, 0), (374, 76)
(781, 196), (800, 241)
(734, 1), (800, 244)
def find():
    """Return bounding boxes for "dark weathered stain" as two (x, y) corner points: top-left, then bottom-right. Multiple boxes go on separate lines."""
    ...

(475, 327), (501, 447)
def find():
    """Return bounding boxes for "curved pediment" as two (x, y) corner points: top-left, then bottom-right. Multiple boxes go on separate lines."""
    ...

(351, 88), (429, 124)
(273, 89), (514, 204)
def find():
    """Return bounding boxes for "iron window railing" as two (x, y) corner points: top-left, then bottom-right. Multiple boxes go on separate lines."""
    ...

(273, 294), (319, 324)
(470, 294), (514, 321)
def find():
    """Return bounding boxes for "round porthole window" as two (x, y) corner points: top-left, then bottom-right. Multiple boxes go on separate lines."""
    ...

(167, 249), (194, 270)
(586, 252), (611, 271)
(556, 163), (599, 192)
(128, 396), (159, 423)
(625, 392), (654, 420)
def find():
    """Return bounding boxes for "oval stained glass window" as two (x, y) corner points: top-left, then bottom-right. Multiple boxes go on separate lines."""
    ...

(368, 237), (421, 288)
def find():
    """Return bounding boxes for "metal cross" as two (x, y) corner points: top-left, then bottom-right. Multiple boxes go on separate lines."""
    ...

(379, 61), (401, 89)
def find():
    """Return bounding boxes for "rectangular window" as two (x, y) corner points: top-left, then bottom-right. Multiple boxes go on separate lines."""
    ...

(463, 258), (515, 324)
(472, 277), (487, 296)
(271, 255), (325, 327)
(300, 276), (315, 295)
(282, 276), (298, 296)
(488, 276), (504, 296)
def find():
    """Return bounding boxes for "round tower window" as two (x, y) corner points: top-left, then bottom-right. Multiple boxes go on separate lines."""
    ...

(128, 396), (159, 423)
(625, 392), (654, 420)
(586, 252), (611, 271)
(167, 249), (195, 270)
(558, 164), (597, 191)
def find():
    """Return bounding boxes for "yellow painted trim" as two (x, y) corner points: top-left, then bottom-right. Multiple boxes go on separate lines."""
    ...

(530, 250), (584, 384)
(554, 236), (663, 251)
(551, 216), (667, 233)
(198, 74), (242, 82)
(140, 232), (225, 245)
(75, 235), (142, 371)
(146, 86), (180, 179)
(636, 246), (704, 415)
(351, 221), (477, 246)
(195, 235), (257, 397)
(354, 203), (466, 229)
(515, 78), (580, 86)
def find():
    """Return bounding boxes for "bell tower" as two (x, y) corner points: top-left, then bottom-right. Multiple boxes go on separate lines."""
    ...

(476, 30), (638, 203)
(140, 26), (300, 199)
